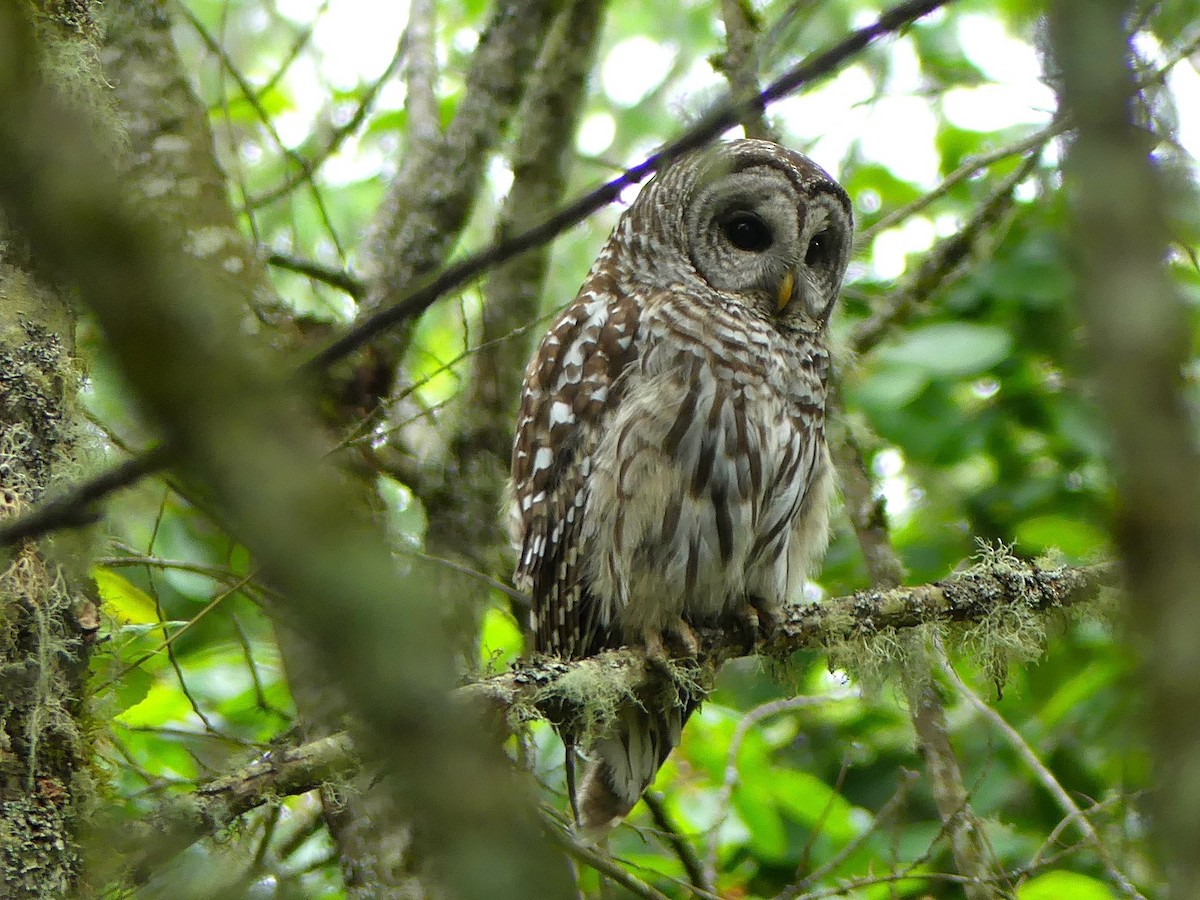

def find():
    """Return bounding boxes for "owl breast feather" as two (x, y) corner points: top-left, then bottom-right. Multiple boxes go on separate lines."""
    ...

(581, 295), (833, 645)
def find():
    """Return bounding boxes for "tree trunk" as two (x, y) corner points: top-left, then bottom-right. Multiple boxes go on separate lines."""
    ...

(0, 4), (112, 895)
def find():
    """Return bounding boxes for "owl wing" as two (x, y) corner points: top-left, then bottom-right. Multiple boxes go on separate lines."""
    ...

(510, 271), (640, 659)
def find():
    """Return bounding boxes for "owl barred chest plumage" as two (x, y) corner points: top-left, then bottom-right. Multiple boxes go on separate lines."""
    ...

(509, 139), (852, 833)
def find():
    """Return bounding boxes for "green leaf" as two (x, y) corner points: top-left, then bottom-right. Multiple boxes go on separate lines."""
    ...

(772, 770), (859, 844)
(852, 363), (930, 409)
(1018, 870), (1116, 900)
(116, 679), (195, 729)
(879, 323), (1014, 376)
(478, 605), (523, 668)
(1015, 514), (1108, 558)
(733, 780), (789, 863)
(92, 567), (159, 625)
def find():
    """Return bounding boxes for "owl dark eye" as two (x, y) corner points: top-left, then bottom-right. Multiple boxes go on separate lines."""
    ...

(719, 211), (773, 252)
(805, 231), (835, 271)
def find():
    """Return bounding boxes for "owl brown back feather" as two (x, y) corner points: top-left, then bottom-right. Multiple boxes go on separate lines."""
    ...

(510, 266), (640, 659)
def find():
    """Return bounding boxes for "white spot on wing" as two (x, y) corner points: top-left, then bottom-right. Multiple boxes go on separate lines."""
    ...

(549, 401), (574, 426)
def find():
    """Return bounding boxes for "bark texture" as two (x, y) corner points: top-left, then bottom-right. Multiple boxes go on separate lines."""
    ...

(0, 3), (108, 896)
(1051, 1), (1200, 892)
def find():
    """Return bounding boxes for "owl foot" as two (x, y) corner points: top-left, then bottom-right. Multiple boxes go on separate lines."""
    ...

(641, 618), (700, 661)
(731, 596), (781, 653)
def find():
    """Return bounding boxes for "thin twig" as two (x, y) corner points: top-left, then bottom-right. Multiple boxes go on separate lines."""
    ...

(541, 806), (674, 900)
(245, 32), (407, 210)
(777, 769), (919, 899)
(939, 648), (1145, 899)
(855, 124), (1059, 249)
(267, 252), (365, 298)
(0, 447), (169, 547)
(309, 0), (956, 370)
(642, 791), (713, 897)
(850, 149), (1044, 356)
(702, 695), (843, 884)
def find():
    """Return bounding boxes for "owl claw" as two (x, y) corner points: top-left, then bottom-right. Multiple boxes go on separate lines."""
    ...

(748, 595), (781, 638)
(642, 618), (700, 661)
(731, 596), (781, 653)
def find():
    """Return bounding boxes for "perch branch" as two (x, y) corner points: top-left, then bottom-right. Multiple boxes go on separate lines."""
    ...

(464, 559), (1114, 727)
(139, 560), (1113, 870)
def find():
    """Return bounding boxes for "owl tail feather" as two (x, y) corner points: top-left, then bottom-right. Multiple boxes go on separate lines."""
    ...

(573, 703), (691, 839)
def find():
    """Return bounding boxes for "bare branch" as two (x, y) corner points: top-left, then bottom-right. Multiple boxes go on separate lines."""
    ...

(778, 769), (920, 899)
(414, 0), (609, 581)
(245, 36), (408, 210)
(850, 151), (1043, 356)
(311, 0), (956, 370)
(267, 252), (365, 299)
(0, 448), (168, 547)
(939, 650), (1145, 899)
(541, 807), (674, 900)
(642, 790), (713, 897)
(717, 0), (772, 140)
(404, 0), (441, 146)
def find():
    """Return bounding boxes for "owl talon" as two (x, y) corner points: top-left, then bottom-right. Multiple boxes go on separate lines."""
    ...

(642, 619), (700, 660)
(731, 596), (781, 653)
(730, 606), (761, 654)
(748, 595), (781, 639)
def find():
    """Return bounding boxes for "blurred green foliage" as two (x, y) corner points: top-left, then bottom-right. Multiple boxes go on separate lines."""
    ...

(79, 0), (1200, 896)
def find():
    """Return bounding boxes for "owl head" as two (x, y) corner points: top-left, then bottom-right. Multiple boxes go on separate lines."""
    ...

(627, 139), (853, 329)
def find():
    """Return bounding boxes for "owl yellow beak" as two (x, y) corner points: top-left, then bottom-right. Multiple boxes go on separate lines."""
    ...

(776, 271), (795, 312)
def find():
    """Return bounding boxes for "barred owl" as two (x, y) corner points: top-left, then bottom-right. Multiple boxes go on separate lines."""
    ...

(509, 138), (852, 835)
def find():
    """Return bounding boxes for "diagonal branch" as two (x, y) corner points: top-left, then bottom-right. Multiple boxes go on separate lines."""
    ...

(0, 0), (955, 550)
(310, 0), (955, 370)
(120, 733), (359, 884)
(939, 652), (1145, 899)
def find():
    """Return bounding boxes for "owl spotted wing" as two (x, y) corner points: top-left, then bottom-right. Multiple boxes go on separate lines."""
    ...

(510, 270), (640, 660)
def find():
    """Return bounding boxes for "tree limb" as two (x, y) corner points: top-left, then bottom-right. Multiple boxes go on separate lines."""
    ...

(123, 733), (360, 884)
(139, 560), (1115, 870)
(460, 559), (1115, 728)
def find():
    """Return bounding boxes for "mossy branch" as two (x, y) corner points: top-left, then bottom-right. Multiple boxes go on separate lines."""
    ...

(128, 558), (1112, 874)
(119, 733), (359, 884)
(465, 558), (1116, 729)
